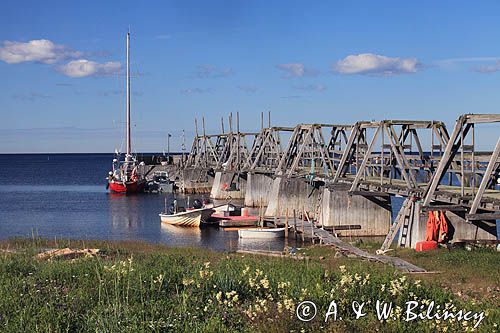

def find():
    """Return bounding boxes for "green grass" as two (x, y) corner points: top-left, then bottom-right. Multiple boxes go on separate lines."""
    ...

(0, 239), (498, 332)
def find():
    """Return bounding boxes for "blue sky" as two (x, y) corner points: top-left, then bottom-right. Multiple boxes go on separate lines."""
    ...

(1, 0), (500, 152)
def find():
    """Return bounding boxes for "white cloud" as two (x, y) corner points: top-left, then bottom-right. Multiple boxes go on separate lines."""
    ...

(473, 61), (500, 73)
(0, 39), (81, 64)
(434, 57), (500, 71)
(436, 57), (500, 65)
(433, 57), (500, 73)
(276, 63), (305, 77)
(57, 59), (121, 78)
(333, 53), (420, 76)
(275, 63), (318, 78)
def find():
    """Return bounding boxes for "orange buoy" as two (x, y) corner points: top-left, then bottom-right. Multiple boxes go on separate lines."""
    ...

(416, 240), (438, 252)
(241, 207), (249, 217)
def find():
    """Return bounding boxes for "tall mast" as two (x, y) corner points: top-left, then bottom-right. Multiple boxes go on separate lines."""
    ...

(126, 30), (131, 157)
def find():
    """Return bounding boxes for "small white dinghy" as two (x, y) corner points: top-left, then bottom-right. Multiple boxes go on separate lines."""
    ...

(159, 207), (214, 227)
(238, 227), (286, 239)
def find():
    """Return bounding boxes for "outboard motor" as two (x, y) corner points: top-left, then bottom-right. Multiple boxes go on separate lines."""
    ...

(192, 199), (203, 209)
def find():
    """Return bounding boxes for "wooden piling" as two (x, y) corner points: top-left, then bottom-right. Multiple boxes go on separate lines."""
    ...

(304, 210), (315, 244)
(276, 195), (281, 226)
(301, 213), (305, 243)
(259, 198), (263, 227)
(310, 213), (314, 243)
(285, 208), (289, 239)
(293, 209), (297, 241)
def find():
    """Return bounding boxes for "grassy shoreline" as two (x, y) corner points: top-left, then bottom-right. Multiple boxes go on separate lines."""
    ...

(0, 239), (498, 332)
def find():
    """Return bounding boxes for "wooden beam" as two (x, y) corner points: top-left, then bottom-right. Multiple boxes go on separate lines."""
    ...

(333, 124), (360, 181)
(421, 205), (467, 212)
(349, 125), (381, 191)
(349, 190), (390, 197)
(466, 213), (500, 221)
(469, 136), (500, 215)
(423, 116), (468, 205)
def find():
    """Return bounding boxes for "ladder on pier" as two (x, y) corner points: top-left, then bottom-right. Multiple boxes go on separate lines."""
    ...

(379, 197), (415, 252)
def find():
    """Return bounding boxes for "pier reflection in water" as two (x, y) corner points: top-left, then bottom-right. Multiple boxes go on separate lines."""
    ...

(109, 191), (292, 252)
(107, 193), (293, 252)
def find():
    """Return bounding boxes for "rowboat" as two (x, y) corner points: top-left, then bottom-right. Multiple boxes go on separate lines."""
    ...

(238, 227), (286, 239)
(159, 207), (214, 227)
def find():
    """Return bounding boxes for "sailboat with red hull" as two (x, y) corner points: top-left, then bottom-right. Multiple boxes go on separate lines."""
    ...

(108, 31), (145, 194)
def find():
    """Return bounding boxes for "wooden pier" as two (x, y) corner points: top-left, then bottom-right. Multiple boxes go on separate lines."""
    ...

(146, 113), (499, 251)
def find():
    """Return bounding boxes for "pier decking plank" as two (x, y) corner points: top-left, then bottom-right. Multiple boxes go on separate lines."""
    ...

(295, 219), (426, 273)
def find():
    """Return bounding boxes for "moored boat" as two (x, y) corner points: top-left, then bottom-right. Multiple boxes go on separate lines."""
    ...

(238, 227), (286, 239)
(215, 215), (259, 227)
(159, 207), (215, 227)
(107, 31), (145, 194)
(146, 171), (175, 193)
(109, 175), (145, 193)
(204, 203), (238, 215)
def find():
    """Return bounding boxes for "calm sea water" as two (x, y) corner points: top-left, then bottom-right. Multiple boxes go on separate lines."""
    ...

(0, 154), (289, 252)
(2, 154), (494, 248)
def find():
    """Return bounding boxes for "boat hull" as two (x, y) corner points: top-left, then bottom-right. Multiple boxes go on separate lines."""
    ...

(159, 208), (215, 227)
(109, 180), (145, 193)
(238, 227), (286, 239)
(160, 212), (202, 227)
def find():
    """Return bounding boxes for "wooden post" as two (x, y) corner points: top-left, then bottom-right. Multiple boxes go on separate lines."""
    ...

(276, 196), (281, 227)
(471, 123), (475, 194)
(381, 127), (384, 185)
(311, 212), (314, 244)
(301, 212), (305, 243)
(259, 198), (263, 227)
(293, 209), (297, 241)
(469, 136), (500, 215)
(304, 210), (314, 244)
(460, 122), (465, 196)
(236, 111), (240, 173)
(285, 208), (289, 239)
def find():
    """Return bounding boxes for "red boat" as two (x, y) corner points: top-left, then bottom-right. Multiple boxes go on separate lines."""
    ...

(107, 31), (145, 194)
(108, 159), (145, 193)
(108, 178), (145, 194)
